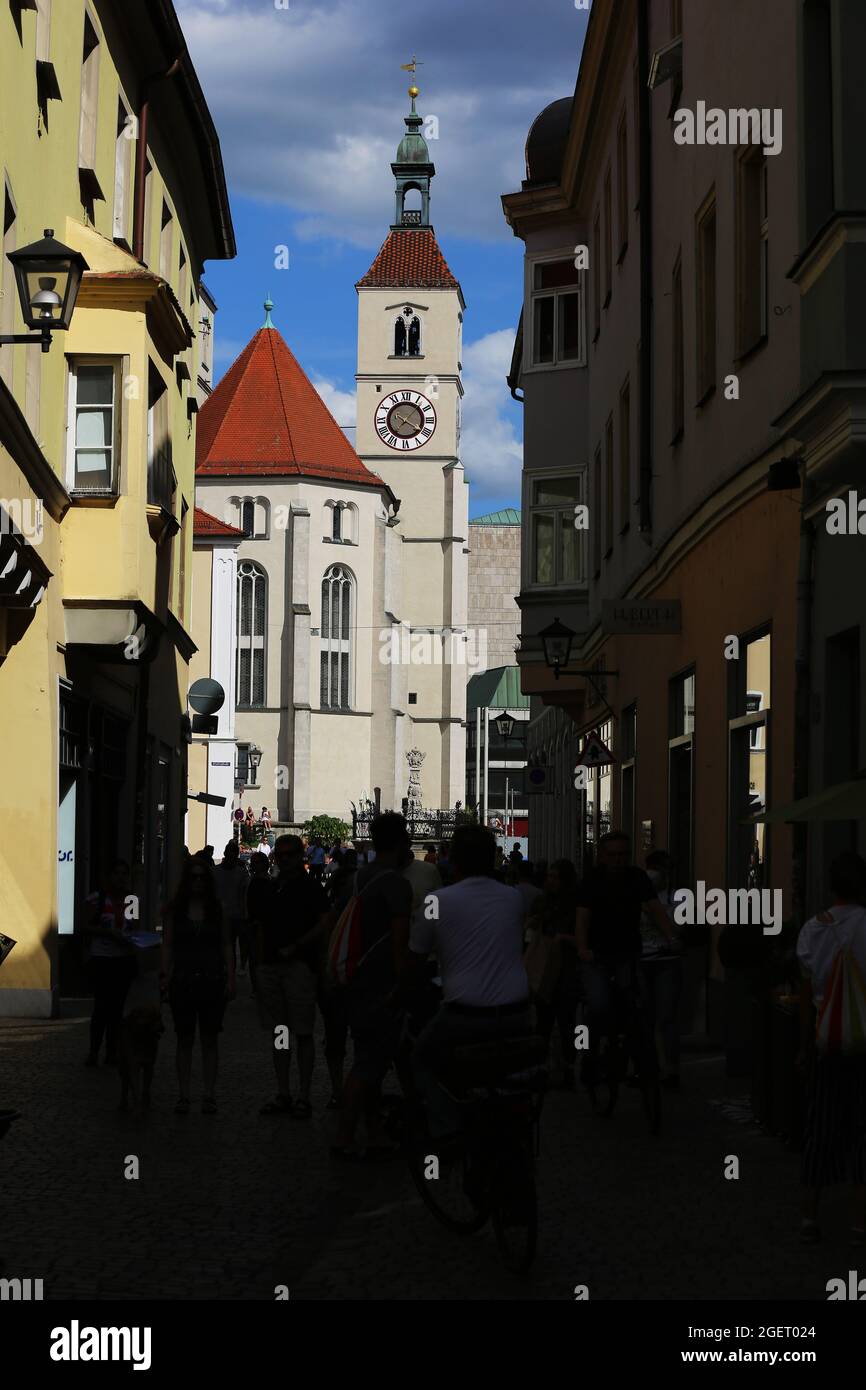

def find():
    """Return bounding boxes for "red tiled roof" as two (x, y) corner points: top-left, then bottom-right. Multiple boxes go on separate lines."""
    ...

(193, 506), (245, 539)
(356, 227), (461, 290)
(196, 327), (384, 486)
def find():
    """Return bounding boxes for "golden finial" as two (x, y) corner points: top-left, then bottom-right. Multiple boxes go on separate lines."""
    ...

(408, 85), (419, 99)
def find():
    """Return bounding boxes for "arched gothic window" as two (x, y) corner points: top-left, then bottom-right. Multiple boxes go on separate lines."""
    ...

(320, 564), (353, 709)
(332, 504), (343, 541)
(241, 499), (255, 537)
(394, 318), (407, 356)
(408, 316), (421, 356)
(237, 560), (267, 706)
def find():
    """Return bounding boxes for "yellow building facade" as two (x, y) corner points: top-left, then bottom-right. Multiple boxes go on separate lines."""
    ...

(0, 0), (234, 1014)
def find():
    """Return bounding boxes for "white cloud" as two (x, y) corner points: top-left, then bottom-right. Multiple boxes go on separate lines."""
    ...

(175, 0), (583, 247)
(460, 329), (523, 509)
(312, 376), (357, 427)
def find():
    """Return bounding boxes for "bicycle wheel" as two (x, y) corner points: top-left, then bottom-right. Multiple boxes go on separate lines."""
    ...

(491, 1135), (538, 1275)
(405, 1108), (489, 1234)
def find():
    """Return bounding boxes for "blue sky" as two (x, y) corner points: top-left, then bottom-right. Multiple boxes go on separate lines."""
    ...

(176, 0), (589, 513)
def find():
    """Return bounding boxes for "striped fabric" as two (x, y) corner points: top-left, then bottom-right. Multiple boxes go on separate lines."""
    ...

(815, 926), (866, 1055)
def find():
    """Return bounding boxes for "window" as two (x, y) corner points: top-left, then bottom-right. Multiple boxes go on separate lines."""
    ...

(736, 150), (768, 356)
(241, 500), (254, 538)
(603, 167), (613, 305)
(529, 258), (584, 367)
(619, 378), (630, 532)
(592, 212), (601, 340)
(320, 565), (354, 709)
(159, 200), (173, 282)
(113, 97), (133, 242)
(78, 12), (100, 175)
(671, 253), (684, 440)
(592, 446), (602, 575)
(235, 743), (251, 786)
(67, 360), (119, 494)
(0, 185), (16, 390)
(235, 497), (268, 539)
(332, 505), (342, 541)
(616, 112), (629, 258)
(177, 499), (188, 622)
(529, 475), (584, 586)
(393, 311), (421, 357)
(237, 561), (267, 707)
(147, 364), (171, 508)
(695, 194), (717, 402)
(669, 670), (695, 886)
(620, 704), (636, 849)
(728, 633), (771, 889)
(604, 415), (614, 555)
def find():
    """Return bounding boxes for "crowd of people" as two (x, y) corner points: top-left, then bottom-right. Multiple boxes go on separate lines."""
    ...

(79, 820), (866, 1242)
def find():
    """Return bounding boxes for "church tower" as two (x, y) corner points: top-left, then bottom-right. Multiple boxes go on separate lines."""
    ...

(355, 85), (469, 813)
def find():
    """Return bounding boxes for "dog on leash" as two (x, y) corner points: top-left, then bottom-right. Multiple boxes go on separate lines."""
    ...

(118, 1007), (164, 1114)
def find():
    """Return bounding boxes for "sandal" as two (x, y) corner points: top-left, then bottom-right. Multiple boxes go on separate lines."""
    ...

(260, 1096), (292, 1115)
(292, 1099), (312, 1120)
(201, 1097), (217, 1115)
(174, 1098), (191, 1115)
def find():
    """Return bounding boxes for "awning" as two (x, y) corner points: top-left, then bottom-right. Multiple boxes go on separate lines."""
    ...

(746, 775), (866, 824)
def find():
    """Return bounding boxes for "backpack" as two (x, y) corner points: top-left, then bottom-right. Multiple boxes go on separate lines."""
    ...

(326, 869), (401, 987)
(815, 916), (866, 1056)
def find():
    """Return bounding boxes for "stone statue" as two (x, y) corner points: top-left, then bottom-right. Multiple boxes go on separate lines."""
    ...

(405, 748), (425, 816)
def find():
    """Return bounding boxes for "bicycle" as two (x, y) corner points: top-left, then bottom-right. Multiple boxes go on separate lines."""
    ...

(403, 1034), (548, 1275)
(579, 960), (662, 1136)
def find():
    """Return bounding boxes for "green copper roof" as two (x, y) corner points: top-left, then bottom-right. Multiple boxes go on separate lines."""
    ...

(470, 508), (521, 526)
(467, 665), (529, 715)
(396, 91), (431, 165)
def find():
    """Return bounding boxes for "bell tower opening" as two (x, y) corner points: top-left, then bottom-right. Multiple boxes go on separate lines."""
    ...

(391, 86), (434, 229)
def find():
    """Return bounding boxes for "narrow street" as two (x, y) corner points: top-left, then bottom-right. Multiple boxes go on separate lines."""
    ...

(0, 983), (849, 1302)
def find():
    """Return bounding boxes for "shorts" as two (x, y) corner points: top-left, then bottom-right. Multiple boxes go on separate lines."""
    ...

(169, 973), (226, 1039)
(257, 960), (317, 1037)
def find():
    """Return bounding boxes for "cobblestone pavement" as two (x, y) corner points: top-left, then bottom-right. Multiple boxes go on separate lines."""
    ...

(0, 980), (853, 1302)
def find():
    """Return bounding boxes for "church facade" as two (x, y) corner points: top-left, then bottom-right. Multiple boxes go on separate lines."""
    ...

(194, 90), (469, 827)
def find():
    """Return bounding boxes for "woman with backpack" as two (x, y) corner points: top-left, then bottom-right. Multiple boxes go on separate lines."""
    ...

(797, 850), (866, 1246)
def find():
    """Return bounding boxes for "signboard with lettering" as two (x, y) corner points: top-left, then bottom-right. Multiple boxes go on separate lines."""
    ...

(601, 599), (681, 635)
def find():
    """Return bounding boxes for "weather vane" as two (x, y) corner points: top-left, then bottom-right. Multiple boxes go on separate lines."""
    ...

(400, 55), (423, 84)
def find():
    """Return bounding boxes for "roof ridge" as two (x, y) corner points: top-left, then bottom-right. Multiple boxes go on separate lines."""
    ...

(267, 329), (298, 464)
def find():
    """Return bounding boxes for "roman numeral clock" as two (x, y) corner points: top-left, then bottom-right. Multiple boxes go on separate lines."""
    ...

(375, 390), (437, 451)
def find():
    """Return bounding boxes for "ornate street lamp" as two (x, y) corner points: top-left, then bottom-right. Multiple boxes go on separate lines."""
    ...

(494, 712), (514, 740)
(539, 617), (576, 680)
(4, 230), (88, 353)
(248, 745), (262, 784)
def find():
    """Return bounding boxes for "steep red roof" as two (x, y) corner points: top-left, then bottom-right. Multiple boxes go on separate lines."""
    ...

(193, 506), (244, 539)
(356, 227), (461, 291)
(196, 327), (383, 486)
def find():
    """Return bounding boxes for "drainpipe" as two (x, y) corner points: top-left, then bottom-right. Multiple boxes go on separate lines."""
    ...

(132, 57), (183, 263)
(791, 475), (815, 926)
(637, 0), (653, 535)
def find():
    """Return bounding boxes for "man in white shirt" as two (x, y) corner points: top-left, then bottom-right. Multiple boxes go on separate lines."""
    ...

(407, 825), (531, 1133)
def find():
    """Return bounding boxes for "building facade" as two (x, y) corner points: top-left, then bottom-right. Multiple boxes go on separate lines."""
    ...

(467, 508), (521, 675)
(186, 506), (244, 854)
(354, 88), (470, 812)
(0, 0), (234, 1015)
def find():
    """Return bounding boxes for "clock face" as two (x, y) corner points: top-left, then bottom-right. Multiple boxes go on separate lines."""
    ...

(375, 390), (437, 451)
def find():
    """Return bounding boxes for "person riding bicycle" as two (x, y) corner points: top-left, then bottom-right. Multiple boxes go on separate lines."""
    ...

(575, 831), (675, 1085)
(407, 824), (532, 1136)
